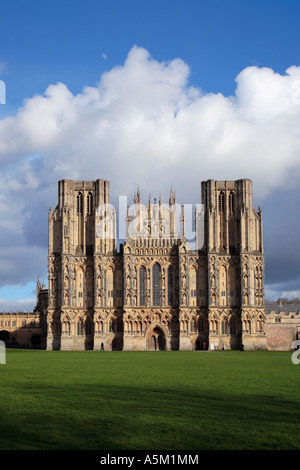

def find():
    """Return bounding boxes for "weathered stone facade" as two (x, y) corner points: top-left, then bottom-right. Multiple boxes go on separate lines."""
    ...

(45, 178), (267, 351)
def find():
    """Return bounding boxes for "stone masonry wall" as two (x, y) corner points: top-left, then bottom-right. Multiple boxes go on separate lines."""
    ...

(266, 324), (297, 351)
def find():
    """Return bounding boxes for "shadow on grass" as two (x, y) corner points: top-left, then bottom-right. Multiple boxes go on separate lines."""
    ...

(0, 382), (299, 450)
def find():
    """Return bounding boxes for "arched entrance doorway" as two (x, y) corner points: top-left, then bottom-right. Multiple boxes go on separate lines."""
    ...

(194, 335), (209, 350)
(147, 326), (166, 351)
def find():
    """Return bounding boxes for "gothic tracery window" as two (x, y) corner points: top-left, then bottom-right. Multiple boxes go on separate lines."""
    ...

(168, 265), (173, 306)
(189, 265), (197, 306)
(218, 191), (225, 213)
(152, 263), (161, 306)
(106, 268), (114, 306)
(139, 266), (146, 306)
(228, 191), (234, 214)
(222, 319), (228, 335)
(77, 319), (83, 336)
(77, 192), (83, 214)
(87, 192), (93, 214)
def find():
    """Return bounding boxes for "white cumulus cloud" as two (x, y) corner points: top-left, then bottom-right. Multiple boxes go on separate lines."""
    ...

(0, 45), (300, 296)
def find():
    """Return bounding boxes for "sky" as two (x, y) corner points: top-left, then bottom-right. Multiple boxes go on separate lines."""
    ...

(0, 0), (300, 310)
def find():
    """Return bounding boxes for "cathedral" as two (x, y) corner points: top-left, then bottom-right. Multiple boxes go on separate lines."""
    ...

(46, 178), (267, 351)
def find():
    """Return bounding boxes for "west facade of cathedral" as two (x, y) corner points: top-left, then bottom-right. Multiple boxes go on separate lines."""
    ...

(46, 178), (267, 351)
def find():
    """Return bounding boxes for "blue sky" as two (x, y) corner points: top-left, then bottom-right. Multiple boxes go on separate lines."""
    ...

(0, 0), (300, 105)
(0, 0), (300, 309)
(3, 0), (300, 106)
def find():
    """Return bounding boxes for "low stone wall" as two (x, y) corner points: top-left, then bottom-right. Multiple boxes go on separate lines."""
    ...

(266, 324), (297, 351)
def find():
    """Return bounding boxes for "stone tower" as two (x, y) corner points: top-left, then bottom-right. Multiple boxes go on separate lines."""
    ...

(46, 179), (119, 350)
(201, 179), (265, 350)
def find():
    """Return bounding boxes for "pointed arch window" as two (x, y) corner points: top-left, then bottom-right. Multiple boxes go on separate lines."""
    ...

(228, 191), (234, 214)
(77, 319), (83, 336)
(87, 192), (93, 214)
(218, 191), (225, 213)
(222, 319), (228, 335)
(139, 266), (146, 306)
(152, 263), (161, 306)
(77, 192), (83, 214)
(168, 265), (173, 306)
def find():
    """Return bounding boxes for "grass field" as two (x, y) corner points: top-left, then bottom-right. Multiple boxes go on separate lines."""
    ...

(0, 349), (299, 450)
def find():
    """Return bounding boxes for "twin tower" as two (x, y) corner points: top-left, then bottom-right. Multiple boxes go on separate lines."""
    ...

(46, 178), (266, 351)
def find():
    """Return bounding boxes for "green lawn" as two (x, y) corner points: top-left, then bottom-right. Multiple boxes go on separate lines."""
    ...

(0, 350), (299, 450)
